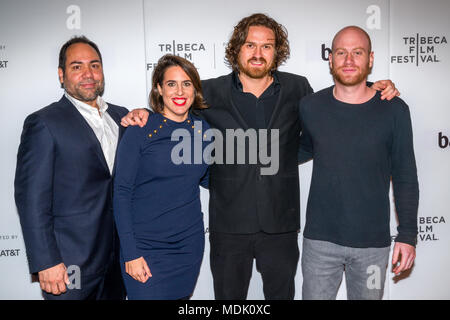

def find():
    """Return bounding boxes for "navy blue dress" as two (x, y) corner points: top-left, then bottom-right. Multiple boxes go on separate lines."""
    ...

(113, 112), (209, 299)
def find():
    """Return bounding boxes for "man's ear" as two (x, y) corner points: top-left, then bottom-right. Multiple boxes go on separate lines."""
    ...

(58, 68), (64, 88)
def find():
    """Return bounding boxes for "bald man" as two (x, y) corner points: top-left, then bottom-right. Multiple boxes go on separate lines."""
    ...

(298, 26), (419, 300)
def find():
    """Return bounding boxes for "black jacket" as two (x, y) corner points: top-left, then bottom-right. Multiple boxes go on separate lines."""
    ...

(199, 71), (313, 234)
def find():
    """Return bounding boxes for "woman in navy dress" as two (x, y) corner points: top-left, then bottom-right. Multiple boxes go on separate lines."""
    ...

(113, 55), (209, 299)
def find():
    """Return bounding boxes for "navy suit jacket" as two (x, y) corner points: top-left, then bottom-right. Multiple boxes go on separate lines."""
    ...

(14, 95), (128, 275)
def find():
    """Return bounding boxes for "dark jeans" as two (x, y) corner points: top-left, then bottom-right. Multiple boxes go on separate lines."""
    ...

(209, 231), (299, 300)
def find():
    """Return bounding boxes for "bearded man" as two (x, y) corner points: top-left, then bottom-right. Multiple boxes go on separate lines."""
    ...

(14, 36), (127, 300)
(299, 26), (418, 300)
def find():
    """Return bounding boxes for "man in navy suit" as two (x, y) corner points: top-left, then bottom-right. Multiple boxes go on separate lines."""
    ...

(14, 36), (127, 300)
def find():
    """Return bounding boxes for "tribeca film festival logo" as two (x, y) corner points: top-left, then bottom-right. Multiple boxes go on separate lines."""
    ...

(147, 41), (208, 71)
(389, 215), (446, 243)
(419, 216), (445, 242)
(170, 121), (280, 176)
(391, 34), (447, 66)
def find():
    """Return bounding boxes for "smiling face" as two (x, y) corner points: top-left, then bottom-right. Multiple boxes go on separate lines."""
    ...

(237, 25), (276, 79)
(58, 43), (104, 108)
(329, 27), (374, 86)
(157, 65), (194, 122)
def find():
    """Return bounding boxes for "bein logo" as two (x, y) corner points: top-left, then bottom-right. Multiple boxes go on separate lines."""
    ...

(438, 132), (449, 149)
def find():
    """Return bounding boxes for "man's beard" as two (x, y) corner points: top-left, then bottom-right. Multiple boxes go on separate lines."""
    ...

(66, 80), (105, 102)
(331, 62), (372, 86)
(238, 57), (275, 79)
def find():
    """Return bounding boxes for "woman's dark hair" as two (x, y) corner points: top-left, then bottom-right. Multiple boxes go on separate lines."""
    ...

(225, 13), (290, 74)
(150, 54), (207, 113)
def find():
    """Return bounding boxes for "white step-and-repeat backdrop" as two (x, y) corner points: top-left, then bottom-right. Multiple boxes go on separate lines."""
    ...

(0, 0), (449, 299)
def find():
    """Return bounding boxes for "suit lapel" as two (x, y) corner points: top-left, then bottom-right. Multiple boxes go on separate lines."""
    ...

(59, 96), (110, 175)
(106, 106), (126, 142)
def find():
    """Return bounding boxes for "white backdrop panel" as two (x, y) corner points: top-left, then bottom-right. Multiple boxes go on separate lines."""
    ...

(0, 0), (147, 299)
(388, 0), (450, 299)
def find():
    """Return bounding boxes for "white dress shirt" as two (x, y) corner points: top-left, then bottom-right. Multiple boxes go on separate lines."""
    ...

(65, 92), (119, 174)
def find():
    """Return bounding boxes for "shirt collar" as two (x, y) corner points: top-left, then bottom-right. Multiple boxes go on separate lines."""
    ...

(232, 71), (280, 92)
(65, 92), (108, 115)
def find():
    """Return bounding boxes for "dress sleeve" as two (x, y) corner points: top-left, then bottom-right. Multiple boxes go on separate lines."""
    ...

(113, 126), (143, 261)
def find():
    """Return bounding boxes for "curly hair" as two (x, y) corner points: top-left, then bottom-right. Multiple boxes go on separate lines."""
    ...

(150, 54), (208, 113)
(225, 13), (290, 74)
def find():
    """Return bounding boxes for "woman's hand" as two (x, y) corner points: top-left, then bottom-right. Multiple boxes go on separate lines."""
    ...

(125, 256), (152, 283)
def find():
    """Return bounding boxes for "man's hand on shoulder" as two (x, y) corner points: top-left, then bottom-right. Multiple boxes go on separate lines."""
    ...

(38, 262), (70, 295)
(121, 108), (150, 128)
(371, 80), (400, 101)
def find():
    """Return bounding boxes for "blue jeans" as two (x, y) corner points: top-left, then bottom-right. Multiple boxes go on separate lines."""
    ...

(301, 238), (390, 300)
